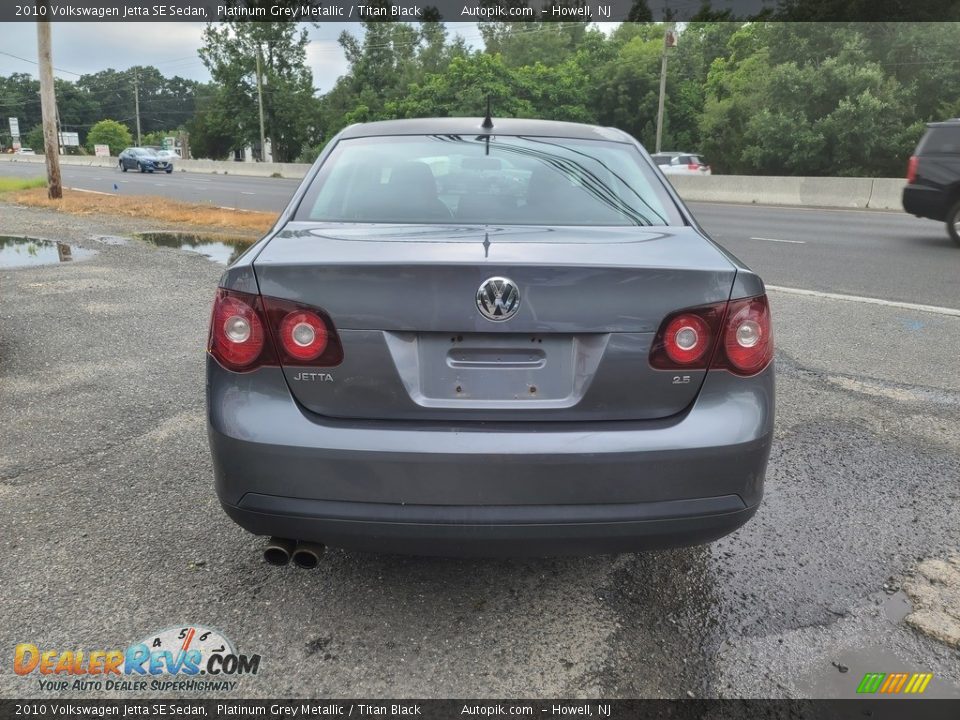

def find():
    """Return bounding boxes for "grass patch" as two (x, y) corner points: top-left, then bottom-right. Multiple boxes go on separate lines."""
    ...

(0, 176), (47, 192)
(9, 187), (278, 235)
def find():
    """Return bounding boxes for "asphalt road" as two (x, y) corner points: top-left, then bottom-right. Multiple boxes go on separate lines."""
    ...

(0, 159), (301, 212)
(2, 161), (957, 309)
(1, 198), (959, 699)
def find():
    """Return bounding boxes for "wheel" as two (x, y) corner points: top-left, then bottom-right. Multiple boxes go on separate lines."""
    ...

(138, 162), (145, 173)
(120, 161), (127, 173)
(947, 198), (960, 247)
(165, 167), (173, 174)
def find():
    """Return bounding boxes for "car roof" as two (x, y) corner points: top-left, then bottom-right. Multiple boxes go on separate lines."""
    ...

(338, 117), (634, 143)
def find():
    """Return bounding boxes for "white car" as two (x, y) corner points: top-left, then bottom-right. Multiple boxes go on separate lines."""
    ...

(157, 150), (179, 160)
(652, 152), (711, 176)
(15, 147), (36, 155)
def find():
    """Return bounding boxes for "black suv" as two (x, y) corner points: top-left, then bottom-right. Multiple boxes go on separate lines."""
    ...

(903, 119), (960, 245)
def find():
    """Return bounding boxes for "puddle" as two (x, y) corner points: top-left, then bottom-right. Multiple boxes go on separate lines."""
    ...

(0, 236), (96, 268)
(136, 232), (254, 265)
(883, 590), (913, 623)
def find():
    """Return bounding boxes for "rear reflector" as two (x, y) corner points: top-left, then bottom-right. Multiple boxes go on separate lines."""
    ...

(650, 294), (773, 376)
(208, 288), (342, 372)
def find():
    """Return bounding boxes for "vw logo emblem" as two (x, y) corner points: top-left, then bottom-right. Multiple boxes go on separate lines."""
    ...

(476, 276), (520, 322)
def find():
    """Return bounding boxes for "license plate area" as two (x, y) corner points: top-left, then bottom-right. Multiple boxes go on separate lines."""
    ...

(383, 332), (608, 409)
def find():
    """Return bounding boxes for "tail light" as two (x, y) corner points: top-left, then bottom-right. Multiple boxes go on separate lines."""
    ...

(906, 155), (918, 184)
(208, 288), (343, 372)
(687, 163), (701, 171)
(650, 294), (773, 377)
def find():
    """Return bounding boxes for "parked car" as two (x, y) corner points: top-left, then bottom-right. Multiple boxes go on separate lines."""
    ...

(650, 151), (683, 167)
(15, 147), (36, 155)
(655, 152), (712, 176)
(157, 149), (179, 161)
(206, 117), (774, 564)
(902, 119), (960, 245)
(118, 147), (173, 174)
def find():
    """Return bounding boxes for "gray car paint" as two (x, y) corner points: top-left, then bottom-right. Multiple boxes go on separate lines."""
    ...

(252, 223), (739, 421)
(206, 117), (774, 555)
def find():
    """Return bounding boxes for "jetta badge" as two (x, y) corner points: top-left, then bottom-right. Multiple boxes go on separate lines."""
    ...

(476, 277), (520, 322)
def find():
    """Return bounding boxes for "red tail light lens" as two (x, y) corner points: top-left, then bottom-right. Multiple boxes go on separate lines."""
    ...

(260, 295), (343, 367)
(663, 313), (711, 365)
(650, 302), (726, 370)
(718, 295), (773, 375)
(687, 163), (700, 171)
(208, 289), (268, 371)
(650, 294), (773, 376)
(906, 155), (918, 184)
(208, 289), (343, 372)
(278, 311), (329, 361)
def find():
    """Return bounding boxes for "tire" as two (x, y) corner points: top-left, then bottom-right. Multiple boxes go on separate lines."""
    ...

(138, 162), (145, 173)
(947, 198), (960, 247)
(120, 161), (127, 173)
(165, 167), (173, 174)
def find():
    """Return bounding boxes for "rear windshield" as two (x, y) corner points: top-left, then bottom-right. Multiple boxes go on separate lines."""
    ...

(919, 127), (960, 155)
(296, 135), (682, 226)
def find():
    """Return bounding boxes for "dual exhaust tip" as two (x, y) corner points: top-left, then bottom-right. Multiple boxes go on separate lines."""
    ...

(263, 537), (325, 569)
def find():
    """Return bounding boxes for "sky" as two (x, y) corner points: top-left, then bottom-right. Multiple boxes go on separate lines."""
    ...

(0, 22), (489, 94)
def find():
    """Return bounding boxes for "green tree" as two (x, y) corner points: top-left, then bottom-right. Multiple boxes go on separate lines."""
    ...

(85, 119), (132, 156)
(24, 124), (45, 153)
(199, 19), (320, 161)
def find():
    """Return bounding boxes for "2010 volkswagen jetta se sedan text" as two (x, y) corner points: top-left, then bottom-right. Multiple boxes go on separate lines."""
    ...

(206, 118), (775, 563)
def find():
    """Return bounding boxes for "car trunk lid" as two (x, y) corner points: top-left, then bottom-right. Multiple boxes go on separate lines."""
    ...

(252, 222), (737, 422)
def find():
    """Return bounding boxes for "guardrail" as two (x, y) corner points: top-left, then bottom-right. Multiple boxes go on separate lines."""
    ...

(0, 154), (906, 210)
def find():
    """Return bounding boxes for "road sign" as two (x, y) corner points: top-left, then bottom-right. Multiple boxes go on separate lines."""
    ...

(8, 117), (19, 137)
(58, 131), (80, 147)
(163, 136), (175, 149)
(94, 144), (110, 157)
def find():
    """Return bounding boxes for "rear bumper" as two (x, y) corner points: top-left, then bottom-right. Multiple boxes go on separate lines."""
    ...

(903, 184), (946, 220)
(223, 494), (757, 556)
(208, 359), (774, 556)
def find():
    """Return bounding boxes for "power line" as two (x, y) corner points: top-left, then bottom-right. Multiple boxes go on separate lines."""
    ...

(0, 49), (82, 77)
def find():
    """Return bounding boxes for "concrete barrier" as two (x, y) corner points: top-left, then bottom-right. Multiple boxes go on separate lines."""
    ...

(867, 178), (907, 210)
(1, 154), (907, 210)
(667, 174), (890, 209)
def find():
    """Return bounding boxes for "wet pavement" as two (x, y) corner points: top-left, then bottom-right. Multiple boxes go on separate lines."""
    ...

(0, 203), (958, 699)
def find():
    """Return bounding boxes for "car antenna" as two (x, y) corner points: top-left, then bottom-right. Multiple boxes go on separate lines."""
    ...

(482, 95), (494, 129)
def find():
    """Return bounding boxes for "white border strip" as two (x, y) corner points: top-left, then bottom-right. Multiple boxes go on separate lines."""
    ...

(767, 285), (960, 317)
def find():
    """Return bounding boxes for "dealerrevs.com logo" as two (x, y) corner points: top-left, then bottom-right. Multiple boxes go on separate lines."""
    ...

(14, 625), (261, 693)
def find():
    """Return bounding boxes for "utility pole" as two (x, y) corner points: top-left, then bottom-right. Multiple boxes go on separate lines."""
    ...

(36, 1), (62, 199)
(655, 22), (676, 154)
(255, 45), (267, 162)
(133, 70), (142, 146)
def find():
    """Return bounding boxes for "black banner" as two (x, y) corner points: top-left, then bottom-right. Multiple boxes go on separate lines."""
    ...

(1, 0), (959, 23)
(2, 700), (960, 720)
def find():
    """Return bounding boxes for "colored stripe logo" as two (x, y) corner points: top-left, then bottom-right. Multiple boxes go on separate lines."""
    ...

(857, 672), (933, 694)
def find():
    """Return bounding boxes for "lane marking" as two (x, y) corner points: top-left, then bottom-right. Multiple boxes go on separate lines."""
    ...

(689, 200), (905, 216)
(749, 236), (806, 244)
(240, 191), (255, 195)
(767, 285), (960, 317)
(65, 187), (115, 196)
